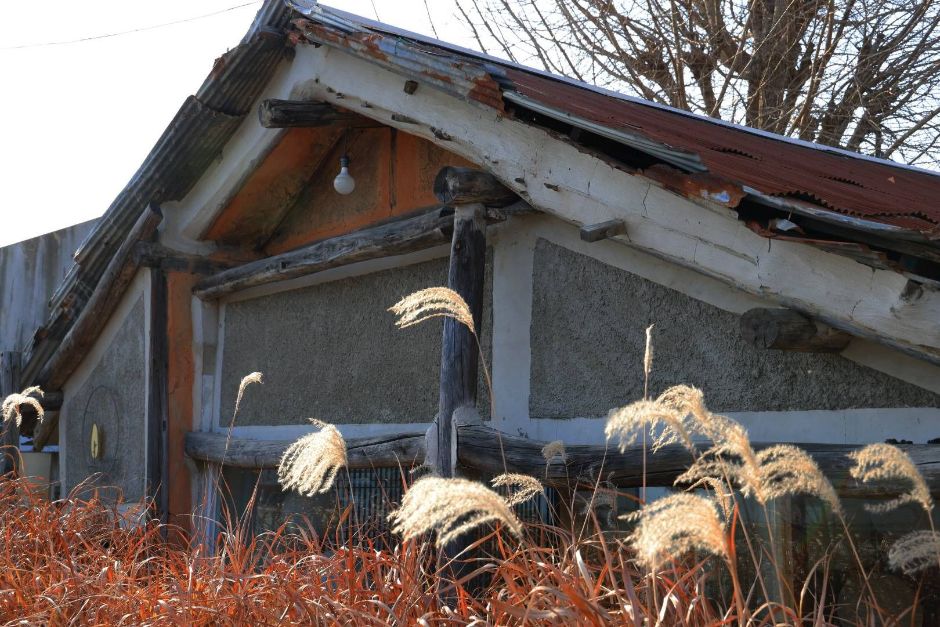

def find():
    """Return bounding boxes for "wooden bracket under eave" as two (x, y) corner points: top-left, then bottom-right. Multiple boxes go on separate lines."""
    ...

(740, 308), (852, 353)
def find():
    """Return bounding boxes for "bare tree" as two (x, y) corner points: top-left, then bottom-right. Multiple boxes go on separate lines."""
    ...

(451, 0), (940, 168)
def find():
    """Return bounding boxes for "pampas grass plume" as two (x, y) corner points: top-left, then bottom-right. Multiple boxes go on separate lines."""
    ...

(888, 530), (940, 575)
(628, 493), (728, 569)
(2, 386), (44, 427)
(849, 443), (933, 513)
(389, 477), (522, 548)
(492, 473), (545, 506)
(389, 287), (475, 333)
(605, 399), (694, 452)
(278, 419), (348, 496)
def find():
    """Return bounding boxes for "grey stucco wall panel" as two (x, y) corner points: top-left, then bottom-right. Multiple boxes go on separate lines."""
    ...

(220, 257), (493, 426)
(529, 239), (940, 418)
(62, 296), (147, 500)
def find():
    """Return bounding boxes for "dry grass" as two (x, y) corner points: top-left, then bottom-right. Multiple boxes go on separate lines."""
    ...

(388, 287), (475, 333)
(277, 419), (348, 496)
(491, 472), (545, 506)
(849, 443), (933, 513)
(627, 493), (728, 569)
(389, 476), (522, 548)
(1, 386), (44, 427)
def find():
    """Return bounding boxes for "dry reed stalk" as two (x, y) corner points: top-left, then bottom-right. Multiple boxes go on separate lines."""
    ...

(388, 287), (475, 333)
(492, 473), (545, 506)
(2, 386), (44, 427)
(389, 476), (522, 548)
(849, 443), (933, 513)
(605, 399), (695, 452)
(626, 493), (728, 569)
(887, 530), (940, 575)
(278, 419), (348, 496)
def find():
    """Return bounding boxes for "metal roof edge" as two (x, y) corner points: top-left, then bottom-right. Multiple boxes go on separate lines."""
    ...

(23, 0), (294, 385)
(304, 1), (939, 179)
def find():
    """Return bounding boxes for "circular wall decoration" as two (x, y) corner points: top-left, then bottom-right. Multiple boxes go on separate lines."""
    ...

(80, 386), (122, 474)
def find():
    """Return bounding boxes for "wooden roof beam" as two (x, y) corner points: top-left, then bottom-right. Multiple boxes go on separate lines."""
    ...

(258, 98), (384, 129)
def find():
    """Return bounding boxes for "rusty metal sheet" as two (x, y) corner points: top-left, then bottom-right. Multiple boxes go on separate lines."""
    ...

(504, 69), (940, 238)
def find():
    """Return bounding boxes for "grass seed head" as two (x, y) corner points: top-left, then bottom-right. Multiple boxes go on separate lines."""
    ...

(541, 440), (566, 463)
(278, 419), (348, 496)
(887, 530), (940, 575)
(2, 386), (45, 427)
(849, 443), (933, 513)
(389, 476), (522, 548)
(628, 493), (728, 569)
(605, 399), (694, 452)
(389, 287), (475, 333)
(492, 473), (545, 506)
(234, 372), (263, 416)
(756, 445), (842, 515)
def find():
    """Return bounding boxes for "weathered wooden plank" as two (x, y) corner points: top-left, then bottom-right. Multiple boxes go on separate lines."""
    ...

(133, 242), (236, 276)
(740, 308), (852, 352)
(433, 167), (518, 207)
(184, 431), (425, 469)
(433, 203), (487, 477)
(32, 205), (163, 452)
(456, 425), (940, 499)
(258, 99), (377, 129)
(580, 219), (627, 243)
(194, 207), (454, 300)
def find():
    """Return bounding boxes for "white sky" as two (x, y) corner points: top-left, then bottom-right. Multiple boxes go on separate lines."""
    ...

(0, 1), (470, 247)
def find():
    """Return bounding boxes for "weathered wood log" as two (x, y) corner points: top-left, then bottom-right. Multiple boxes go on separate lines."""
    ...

(580, 219), (627, 242)
(0, 352), (21, 475)
(194, 207), (454, 299)
(133, 242), (235, 276)
(433, 203), (487, 477)
(184, 426), (940, 499)
(740, 308), (852, 352)
(32, 205), (163, 451)
(433, 167), (518, 207)
(258, 99), (375, 128)
(456, 425), (940, 499)
(184, 431), (425, 469)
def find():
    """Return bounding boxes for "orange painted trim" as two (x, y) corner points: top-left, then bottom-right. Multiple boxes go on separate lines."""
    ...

(166, 272), (198, 537)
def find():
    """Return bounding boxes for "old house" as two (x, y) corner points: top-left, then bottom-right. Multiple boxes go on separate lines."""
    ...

(2, 0), (939, 541)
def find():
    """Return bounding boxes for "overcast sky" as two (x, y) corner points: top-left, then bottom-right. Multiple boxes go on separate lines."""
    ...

(0, 1), (470, 247)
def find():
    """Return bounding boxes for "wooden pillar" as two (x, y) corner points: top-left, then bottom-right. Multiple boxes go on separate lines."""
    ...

(430, 167), (514, 478)
(434, 204), (487, 477)
(148, 269), (169, 523)
(0, 352), (22, 476)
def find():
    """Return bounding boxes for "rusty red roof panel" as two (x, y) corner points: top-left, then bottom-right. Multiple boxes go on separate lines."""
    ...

(504, 68), (940, 236)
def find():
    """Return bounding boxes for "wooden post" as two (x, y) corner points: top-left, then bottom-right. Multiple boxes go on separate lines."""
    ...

(433, 204), (487, 477)
(148, 269), (169, 524)
(0, 352), (22, 476)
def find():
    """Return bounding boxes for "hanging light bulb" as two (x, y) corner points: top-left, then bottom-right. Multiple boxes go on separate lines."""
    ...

(333, 155), (356, 195)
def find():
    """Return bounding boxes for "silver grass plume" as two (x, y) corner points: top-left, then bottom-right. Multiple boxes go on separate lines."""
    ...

(278, 419), (348, 496)
(388, 287), (475, 333)
(389, 476), (522, 548)
(2, 386), (44, 427)
(849, 443), (933, 513)
(492, 473), (545, 506)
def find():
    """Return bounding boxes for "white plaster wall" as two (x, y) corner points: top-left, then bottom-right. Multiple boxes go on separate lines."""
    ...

(59, 268), (151, 498)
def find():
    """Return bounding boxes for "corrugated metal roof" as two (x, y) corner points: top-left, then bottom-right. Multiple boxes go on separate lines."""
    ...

(294, 2), (940, 241)
(22, 0), (293, 383)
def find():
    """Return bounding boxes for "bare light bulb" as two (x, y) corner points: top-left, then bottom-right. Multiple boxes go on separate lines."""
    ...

(333, 155), (356, 195)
